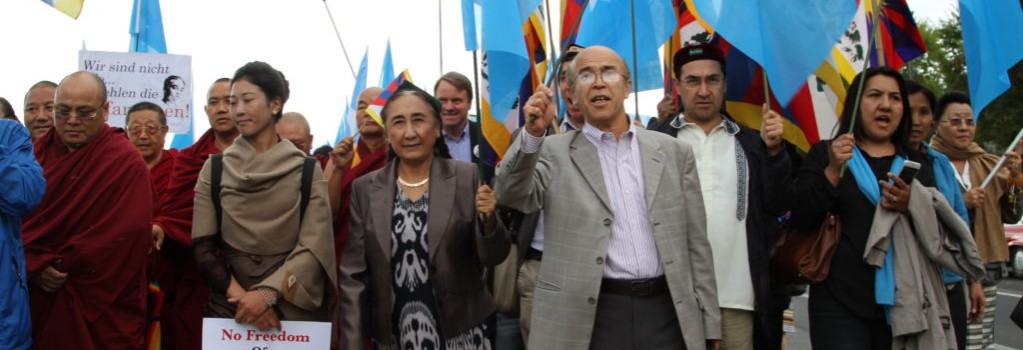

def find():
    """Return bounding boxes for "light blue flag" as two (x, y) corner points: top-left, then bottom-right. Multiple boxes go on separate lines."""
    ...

(462, 0), (480, 51)
(128, 0), (166, 53)
(129, 0), (194, 149)
(959, 0), (1023, 116)
(691, 0), (855, 106)
(379, 39), (395, 87)
(481, 0), (540, 121)
(336, 49), (368, 145)
(575, 0), (676, 92)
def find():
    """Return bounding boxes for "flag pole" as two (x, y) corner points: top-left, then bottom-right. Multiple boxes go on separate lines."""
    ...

(321, 0), (357, 79)
(133, 0), (142, 52)
(840, 1), (884, 176)
(471, 50), (488, 184)
(543, 0), (563, 118)
(439, 0), (445, 76)
(545, 0), (590, 86)
(870, 0), (887, 67)
(629, 0), (641, 124)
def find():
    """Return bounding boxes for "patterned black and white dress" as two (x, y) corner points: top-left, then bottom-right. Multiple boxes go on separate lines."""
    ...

(389, 188), (490, 350)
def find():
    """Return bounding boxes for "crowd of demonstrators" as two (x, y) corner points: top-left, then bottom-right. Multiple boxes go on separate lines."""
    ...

(3, 41), (1022, 350)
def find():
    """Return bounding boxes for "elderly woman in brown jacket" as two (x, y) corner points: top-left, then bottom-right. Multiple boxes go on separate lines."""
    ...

(339, 86), (510, 350)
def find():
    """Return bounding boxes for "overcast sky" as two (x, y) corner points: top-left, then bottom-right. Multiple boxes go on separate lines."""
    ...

(0, 0), (957, 147)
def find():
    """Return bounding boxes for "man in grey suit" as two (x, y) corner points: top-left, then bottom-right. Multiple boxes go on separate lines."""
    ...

(495, 46), (721, 350)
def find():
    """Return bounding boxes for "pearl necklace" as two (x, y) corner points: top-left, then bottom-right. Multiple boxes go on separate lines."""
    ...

(398, 176), (430, 188)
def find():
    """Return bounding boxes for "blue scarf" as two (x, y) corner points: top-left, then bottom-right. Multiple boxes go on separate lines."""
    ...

(926, 144), (971, 284)
(848, 146), (906, 317)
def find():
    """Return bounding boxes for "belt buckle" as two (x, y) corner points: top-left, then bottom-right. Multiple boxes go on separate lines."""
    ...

(630, 280), (652, 296)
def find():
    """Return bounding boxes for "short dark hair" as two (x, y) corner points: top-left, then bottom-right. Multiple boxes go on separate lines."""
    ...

(935, 91), (971, 123)
(313, 144), (333, 158)
(381, 88), (451, 160)
(232, 61), (290, 121)
(0, 97), (17, 121)
(126, 101), (167, 126)
(24, 80), (58, 105)
(835, 66), (912, 152)
(905, 80), (935, 114)
(433, 71), (473, 103)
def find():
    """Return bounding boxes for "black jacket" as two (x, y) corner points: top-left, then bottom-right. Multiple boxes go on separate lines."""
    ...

(650, 112), (792, 350)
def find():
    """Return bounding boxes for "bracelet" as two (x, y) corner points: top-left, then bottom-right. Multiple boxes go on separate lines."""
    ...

(258, 288), (278, 307)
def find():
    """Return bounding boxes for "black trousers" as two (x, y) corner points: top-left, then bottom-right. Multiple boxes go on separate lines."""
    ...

(589, 292), (687, 350)
(809, 287), (892, 350)
(947, 282), (967, 350)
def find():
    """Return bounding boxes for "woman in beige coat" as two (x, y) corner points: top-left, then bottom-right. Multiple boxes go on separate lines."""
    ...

(192, 61), (337, 331)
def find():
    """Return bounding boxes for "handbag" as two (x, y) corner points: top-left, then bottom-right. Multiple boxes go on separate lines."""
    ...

(771, 213), (841, 285)
(490, 244), (520, 316)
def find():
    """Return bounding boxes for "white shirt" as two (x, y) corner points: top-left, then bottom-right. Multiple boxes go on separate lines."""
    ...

(675, 115), (755, 311)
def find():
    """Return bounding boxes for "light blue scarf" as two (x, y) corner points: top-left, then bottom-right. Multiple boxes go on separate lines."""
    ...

(848, 146), (906, 317)
(926, 144), (971, 284)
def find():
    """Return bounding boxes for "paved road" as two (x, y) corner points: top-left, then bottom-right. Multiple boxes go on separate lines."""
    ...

(786, 278), (1023, 349)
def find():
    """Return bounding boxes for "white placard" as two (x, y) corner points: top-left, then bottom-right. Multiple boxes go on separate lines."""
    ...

(78, 50), (193, 133)
(202, 318), (331, 350)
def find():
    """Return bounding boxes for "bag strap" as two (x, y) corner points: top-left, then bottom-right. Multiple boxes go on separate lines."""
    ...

(300, 156), (316, 218)
(211, 154), (224, 228)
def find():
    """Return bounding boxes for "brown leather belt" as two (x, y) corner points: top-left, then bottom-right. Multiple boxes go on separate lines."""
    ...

(600, 276), (668, 297)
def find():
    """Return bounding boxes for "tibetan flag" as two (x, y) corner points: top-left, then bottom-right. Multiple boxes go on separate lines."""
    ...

(337, 49), (368, 144)
(864, 0), (927, 70)
(560, 0), (585, 48)
(514, 7), (550, 129)
(959, 0), (1023, 116)
(379, 39), (395, 87)
(663, 0), (715, 99)
(41, 0), (83, 19)
(690, 0), (856, 106)
(477, 53), (520, 167)
(365, 69), (413, 126)
(575, 0), (677, 92)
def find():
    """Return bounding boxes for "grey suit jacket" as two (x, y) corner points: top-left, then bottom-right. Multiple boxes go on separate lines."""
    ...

(338, 158), (511, 349)
(495, 127), (721, 350)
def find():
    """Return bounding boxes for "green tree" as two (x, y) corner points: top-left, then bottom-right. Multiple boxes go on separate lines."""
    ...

(902, 5), (1023, 153)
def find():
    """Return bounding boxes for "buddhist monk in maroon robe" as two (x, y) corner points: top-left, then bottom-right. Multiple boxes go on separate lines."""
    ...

(125, 101), (178, 348)
(151, 78), (238, 349)
(327, 87), (387, 268)
(22, 71), (153, 350)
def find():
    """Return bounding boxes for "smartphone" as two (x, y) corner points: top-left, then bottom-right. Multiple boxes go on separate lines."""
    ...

(898, 160), (921, 184)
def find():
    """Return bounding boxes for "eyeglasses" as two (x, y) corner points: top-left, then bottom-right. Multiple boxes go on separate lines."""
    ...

(939, 118), (975, 127)
(54, 109), (100, 122)
(127, 125), (166, 137)
(577, 70), (624, 85)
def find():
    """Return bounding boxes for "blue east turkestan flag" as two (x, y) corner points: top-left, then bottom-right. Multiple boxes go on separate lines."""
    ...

(379, 39), (395, 87)
(958, 0), (1023, 116)
(337, 49), (369, 145)
(690, 0), (856, 107)
(479, 0), (540, 122)
(128, 0), (193, 150)
(574, 0), (677, 92)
